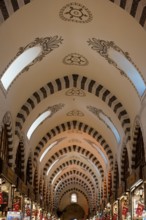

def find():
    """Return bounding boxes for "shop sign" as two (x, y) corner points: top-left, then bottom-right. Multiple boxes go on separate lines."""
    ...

(0, 191), (3, 204)
(122, 206), (128, 217)
(126, 173), (136, 189)
(33, 209), (38, 217)
(136, 203), (144, 216)
(26, 207), (31, 216)
(13, 201), (20, 211)
(113, 213), (118, 220)
(13, 197), (21, 211)
(1, 163), (17, 185)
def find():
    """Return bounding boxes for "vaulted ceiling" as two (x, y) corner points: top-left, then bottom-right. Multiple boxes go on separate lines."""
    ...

(0, 0), (146, 218)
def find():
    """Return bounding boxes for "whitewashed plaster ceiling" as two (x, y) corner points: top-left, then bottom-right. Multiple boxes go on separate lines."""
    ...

(0, 0), (146, 217)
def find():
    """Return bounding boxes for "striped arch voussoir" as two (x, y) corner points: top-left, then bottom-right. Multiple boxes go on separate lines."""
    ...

(34, 121), (114, 169)
(15, 74), (131, 142)
(0, 0), (145, 29)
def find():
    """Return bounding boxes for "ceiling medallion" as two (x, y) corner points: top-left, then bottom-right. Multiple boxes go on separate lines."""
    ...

(63, 53), (88, 66)
(59, 2), (92, 23)
(67, 110), (84, 116)
(65, 88), (86, 97)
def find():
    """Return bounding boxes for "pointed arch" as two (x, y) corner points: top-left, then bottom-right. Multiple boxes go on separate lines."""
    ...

(1, 112), (13, 166)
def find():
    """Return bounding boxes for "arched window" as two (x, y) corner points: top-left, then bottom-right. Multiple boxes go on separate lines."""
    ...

(71, 193), (77, 203)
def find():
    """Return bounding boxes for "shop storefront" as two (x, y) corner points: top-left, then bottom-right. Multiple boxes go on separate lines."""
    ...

(0, 177), (10, 220)
(0, 159), (17, 220)
(120, 193), (130, 220)
(130, 179), (145, 220)
(112, 200), (118, 220)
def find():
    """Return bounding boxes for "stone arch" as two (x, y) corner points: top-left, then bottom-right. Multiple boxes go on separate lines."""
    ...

(112, 161), (119, 199)
(1, 112), (13, 166)
(15, 74), (131, 142)
(34, 120), (114, 169)
(107, 170), (112, 199)
(55, 174), (93, 197)
(15, 139), (25, 181)
(33, 167), (39, 197)
(58, 187), (89, 208)
(120, 143), (130, 180)
(43, 145), (104, 180)
(53, 174), (94, 212)
(131, 119), (145, 171)
(26, 155), (33, 185)
(48, 159), (99, 189)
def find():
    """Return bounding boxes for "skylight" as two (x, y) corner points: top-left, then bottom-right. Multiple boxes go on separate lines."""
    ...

(1, 46), (42, 90)
(52, 170), (62, 184)
(27, 110), (51, 140)
(71, 193), (77, 203)
(85, 157), (100, 177)
(109, 48), (146, 96)
(93, 144), (108, 165)
(40, 141), (57, 162)
(99, 111), (120, 143)
(47, 159), (59, 176)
